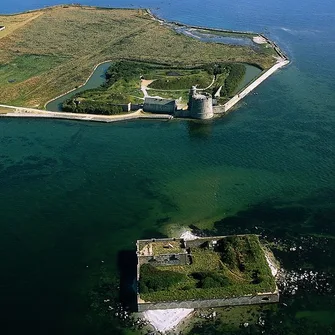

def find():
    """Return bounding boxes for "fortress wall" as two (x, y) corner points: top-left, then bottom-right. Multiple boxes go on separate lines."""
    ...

(190, 95), (213, 119)
(138, 291), (279, 312)
(174, 109), (191, 118)
(222, 60), (289, 113)
(213, 105), (226, 114)
(138, 253), (188, 266)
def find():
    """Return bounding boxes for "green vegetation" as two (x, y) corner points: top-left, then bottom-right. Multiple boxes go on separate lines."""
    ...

(62, 98), (124, 115)
(208, 63), (246, 97)
(139, 235), (276, 302)
(60, 60), (248, 113)
(0, 6), (277, 107)
(139, 264), (186, 293)
(148, 72), (212, 90)
(222, 64), (246, 96)
(105, 61), (154, 86)
(0, 54), (65, 84)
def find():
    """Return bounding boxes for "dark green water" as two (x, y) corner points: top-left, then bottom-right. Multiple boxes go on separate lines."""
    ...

(1, 74), (334, 333)
(1, 0), (335, 334)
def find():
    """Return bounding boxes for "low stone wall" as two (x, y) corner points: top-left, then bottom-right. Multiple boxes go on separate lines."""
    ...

(137, 291), (279, 312)
(213, 105), (226, 114)
(138, 253), (188, 267)
(221, 60), (289, 113)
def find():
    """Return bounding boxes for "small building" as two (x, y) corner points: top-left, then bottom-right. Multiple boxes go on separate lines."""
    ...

(143, 97), (176, 114)
(136, 238), (188, 268)
(0, 26), (5, 32)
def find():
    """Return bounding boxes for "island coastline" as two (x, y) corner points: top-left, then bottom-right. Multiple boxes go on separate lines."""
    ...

(0, 5), (289, 124)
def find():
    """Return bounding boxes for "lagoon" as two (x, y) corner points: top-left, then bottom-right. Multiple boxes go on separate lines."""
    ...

(46, 62), (112, 111)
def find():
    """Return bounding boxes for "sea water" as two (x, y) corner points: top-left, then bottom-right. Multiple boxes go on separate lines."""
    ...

(0, 1), (334, 334)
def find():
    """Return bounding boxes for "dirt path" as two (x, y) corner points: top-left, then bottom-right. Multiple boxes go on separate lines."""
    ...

(140, 79), (154, 97)
(0, 12), (43, 40)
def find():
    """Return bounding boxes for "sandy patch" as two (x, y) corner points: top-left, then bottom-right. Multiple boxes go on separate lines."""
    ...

(143, 308), (194, 333)
(180, 229), (199, 241)
(253, 35), (267, 44)
(265, 252), (279, 277)
(141, 79), (155, 87)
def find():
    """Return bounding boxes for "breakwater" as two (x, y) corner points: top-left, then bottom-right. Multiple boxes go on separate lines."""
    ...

(220, 59), (289, 114)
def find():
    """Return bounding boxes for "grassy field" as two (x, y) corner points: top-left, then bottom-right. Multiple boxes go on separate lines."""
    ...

(139, 235), (276, 302)
(0, 5), (277, 108)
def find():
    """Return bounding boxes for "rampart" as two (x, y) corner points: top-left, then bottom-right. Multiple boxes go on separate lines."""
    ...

(221, 60), (289, 113)
(137, 290), (279, 312)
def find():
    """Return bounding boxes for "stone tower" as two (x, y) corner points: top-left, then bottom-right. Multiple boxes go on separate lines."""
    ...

(188, 86), (213, 119)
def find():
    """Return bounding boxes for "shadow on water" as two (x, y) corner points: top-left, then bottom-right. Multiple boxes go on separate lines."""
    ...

(118, 250), (138, 312)
(187, 120), (213, 139)
(118, 231), (168, 312)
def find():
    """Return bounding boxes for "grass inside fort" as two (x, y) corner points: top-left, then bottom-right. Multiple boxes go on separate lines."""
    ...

(139, 235), (276, 302)
(61, 60), (248, 114)
(0, 5), (277, 108)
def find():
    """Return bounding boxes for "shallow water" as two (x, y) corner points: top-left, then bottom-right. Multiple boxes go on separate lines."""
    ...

(0, 0), (334, 334)
(174, 27), (255, 47)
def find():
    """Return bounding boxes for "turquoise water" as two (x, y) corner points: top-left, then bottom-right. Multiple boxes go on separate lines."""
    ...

(1, 1), (335, 334)
(46, 62), (112, 111)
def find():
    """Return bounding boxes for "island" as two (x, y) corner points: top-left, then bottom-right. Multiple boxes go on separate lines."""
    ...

(136, 234), (279, 333)
(0, 5), (289, 122)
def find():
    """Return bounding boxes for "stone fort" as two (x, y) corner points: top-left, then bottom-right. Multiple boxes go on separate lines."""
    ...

(143, 86), (214, 120)
(136, 236), (279, 312)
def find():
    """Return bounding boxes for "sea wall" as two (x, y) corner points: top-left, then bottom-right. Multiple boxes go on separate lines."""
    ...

(139, 253), (188, 267)
(221, 60), (289, 113)
(137, 291), (279, 312)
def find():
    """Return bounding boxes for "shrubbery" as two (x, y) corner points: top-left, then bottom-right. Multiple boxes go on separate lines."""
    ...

(148, 74), (210, 90)
(192, 271), (230, 289)
(62, 99), (124, 115)
(139, 264), (186, 293)
(105, 61), (152, 86)
(222, 64), (246, 97)
(203, 63), (246, 97)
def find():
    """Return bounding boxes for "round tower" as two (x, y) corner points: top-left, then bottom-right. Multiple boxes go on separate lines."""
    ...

(188, 87), (213, 119)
